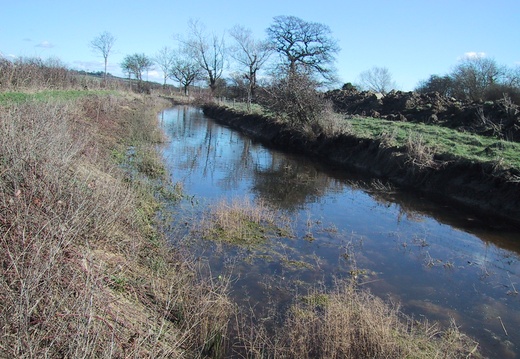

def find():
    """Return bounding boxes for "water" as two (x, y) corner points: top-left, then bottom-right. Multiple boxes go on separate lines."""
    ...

(160, 106), (520, 358)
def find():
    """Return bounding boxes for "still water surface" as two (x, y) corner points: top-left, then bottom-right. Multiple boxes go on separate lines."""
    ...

(160, 106), (520, 358)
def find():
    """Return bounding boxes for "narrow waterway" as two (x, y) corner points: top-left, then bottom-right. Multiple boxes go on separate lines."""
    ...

(160, 106), (520, 358)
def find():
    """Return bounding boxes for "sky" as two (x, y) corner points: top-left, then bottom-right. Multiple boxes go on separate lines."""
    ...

(1, 0), (519, 91)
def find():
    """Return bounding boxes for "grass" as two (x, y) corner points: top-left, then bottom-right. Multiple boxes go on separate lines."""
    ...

(197, 196), (292, 245)
(217, 99), (268, 115)
(349, 117), (520, 170)
(234, 279), (481, 358)
(0, 89), (117, 105)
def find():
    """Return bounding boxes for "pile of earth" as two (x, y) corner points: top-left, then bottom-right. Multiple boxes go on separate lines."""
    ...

(325, 88), (520, 141)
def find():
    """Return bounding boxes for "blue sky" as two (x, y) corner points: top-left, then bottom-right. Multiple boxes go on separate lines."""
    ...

(1, 0), (518, 90)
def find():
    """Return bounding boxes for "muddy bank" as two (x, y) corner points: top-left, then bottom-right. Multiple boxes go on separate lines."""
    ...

(202, 104), (520, 224)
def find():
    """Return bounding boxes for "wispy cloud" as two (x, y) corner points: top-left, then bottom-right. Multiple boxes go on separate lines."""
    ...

(147, 70), (161, 80)
(35, 40), (54, 49)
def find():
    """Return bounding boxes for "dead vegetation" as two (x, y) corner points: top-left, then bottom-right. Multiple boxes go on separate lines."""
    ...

(232, 280), (481, 358)
(404, 133), (440, 169)
(0, 93), (231, 358)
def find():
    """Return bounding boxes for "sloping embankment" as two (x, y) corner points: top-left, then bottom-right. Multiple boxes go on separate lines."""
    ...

(203, 104), (520, 223)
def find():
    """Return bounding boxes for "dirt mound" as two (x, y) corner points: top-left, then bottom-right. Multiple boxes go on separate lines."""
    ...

(325, 88), (520, 141)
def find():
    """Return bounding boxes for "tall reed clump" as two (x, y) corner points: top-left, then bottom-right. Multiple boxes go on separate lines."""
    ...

(234, 280), (481, 358)
(0, 93), (232, 358)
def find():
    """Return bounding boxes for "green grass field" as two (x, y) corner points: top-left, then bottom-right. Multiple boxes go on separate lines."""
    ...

(347, 117), (520, 170)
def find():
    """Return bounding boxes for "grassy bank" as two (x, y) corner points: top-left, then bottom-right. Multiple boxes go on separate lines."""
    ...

(218, 100), (520, 172)
(347, 117), (520, 171)
(0, 90), (231, 358)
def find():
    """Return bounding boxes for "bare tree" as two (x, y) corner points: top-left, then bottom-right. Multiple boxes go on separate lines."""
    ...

(416, 57), (520, 104)
(121, 53), (154, 82)
(416, 74), (454, 97)
(451, 56), (503, 101)
(169, 47), (202, 96)
(266, 15), (339, 82)
(358, 67), (396, 95)
(90, 31), (115, 82)
(504, 65), (520, 88)
(229, 25), (271, 107)
(154, 47), (175, 88)
(178, 19), (225, 94)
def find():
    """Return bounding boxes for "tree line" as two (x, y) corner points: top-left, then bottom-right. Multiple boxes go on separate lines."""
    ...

(416, 56), (520, 103)
(3, 15), (518, 119)
(90, 16), (338, 98)
(89, 16), (520, 107)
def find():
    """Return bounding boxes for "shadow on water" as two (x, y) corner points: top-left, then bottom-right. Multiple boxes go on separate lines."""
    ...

(160, 106), (520, 358)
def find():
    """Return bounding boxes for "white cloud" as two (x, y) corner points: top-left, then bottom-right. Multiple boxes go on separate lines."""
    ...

(0, 52), (17, 60)
(35, 41), (54, 49)
(72, 60), (104, 71)
(146, 70), (161, 80)
(461, 51), (486, 60)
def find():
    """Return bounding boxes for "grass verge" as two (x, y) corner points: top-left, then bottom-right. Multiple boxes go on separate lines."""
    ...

(349, 117), (520, 170)
(0, 89), (117, 105)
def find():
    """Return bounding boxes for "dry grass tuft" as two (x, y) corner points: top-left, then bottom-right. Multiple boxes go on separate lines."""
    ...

(197, 197), (292, 244)
(233, 280), (481, 358)
(405, 133), (439, 169)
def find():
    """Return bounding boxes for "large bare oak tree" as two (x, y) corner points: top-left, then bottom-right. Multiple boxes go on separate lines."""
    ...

(266, 15), (339, 81)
